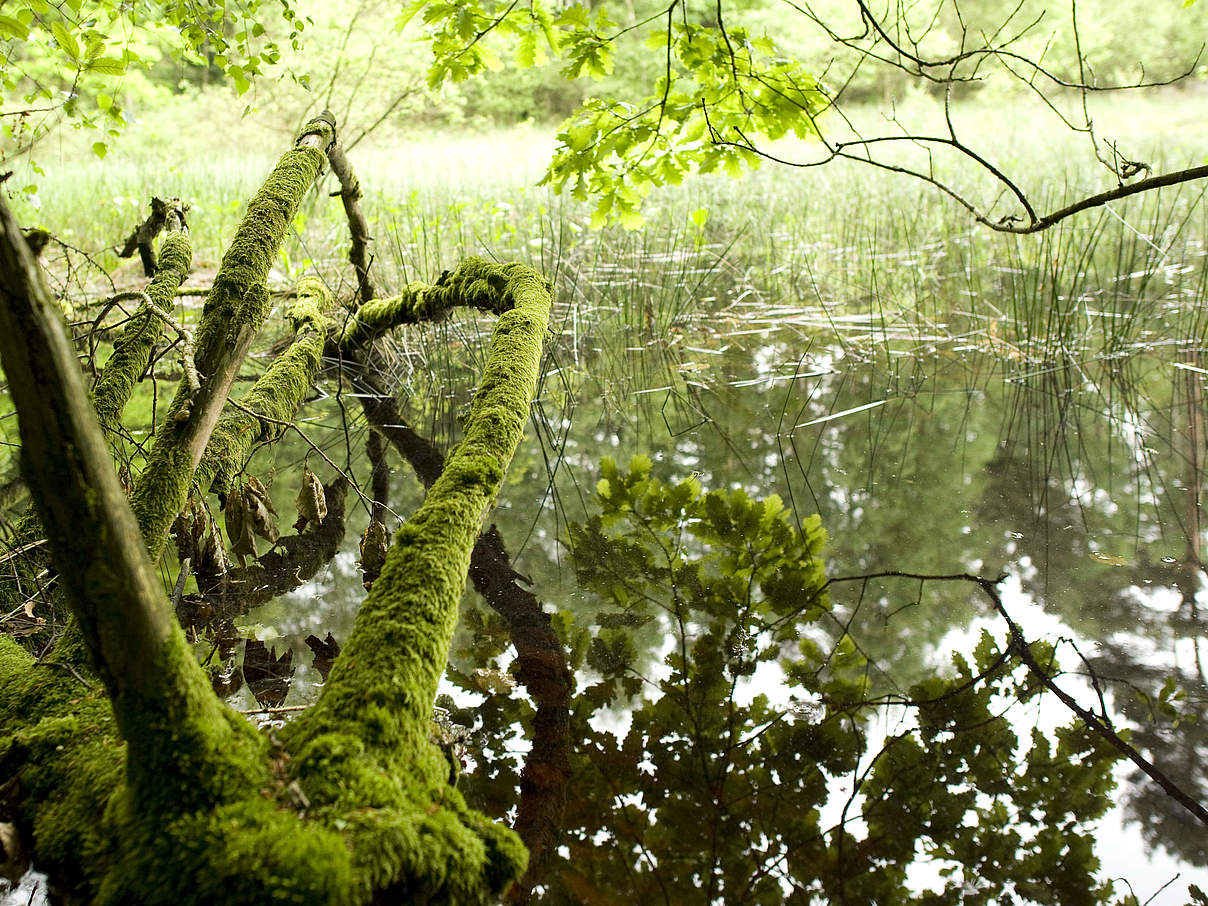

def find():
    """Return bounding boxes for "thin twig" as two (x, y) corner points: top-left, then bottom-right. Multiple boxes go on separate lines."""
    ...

(224, 397), (397, 521)
(107, 290), (202, 392)
(34, 660), (95, 690)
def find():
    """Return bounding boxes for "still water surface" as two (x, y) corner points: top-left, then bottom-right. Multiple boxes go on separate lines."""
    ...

(233, 257), (1208, 903)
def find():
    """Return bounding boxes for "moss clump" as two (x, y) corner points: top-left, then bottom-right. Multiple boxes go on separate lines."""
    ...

(3, 626), (351, 905)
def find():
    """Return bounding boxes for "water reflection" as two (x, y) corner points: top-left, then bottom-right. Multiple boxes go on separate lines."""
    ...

(165, 211), (1208, 903)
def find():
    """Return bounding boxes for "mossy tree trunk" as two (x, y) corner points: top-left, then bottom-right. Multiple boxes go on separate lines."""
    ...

(0, 116), (552, 904)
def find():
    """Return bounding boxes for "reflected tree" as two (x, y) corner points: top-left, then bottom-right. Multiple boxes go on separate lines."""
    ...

(449, 456), (1132, 905)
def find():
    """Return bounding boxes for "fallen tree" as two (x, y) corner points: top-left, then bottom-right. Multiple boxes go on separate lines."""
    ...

(0, 114), (555, 905)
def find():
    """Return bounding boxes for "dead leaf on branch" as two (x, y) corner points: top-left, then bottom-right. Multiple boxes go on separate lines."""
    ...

(243, 637), (294, 709)
(224, 476), (279, 566)
(172, 496), (231, 582)
(294, 468), (327, 532)
(304, 632), (340, 682)
(358, 519), (388, 589)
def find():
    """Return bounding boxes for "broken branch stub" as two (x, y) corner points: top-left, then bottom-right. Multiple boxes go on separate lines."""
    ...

(326, 140), (375, 305)
(117, 196), (187, 277)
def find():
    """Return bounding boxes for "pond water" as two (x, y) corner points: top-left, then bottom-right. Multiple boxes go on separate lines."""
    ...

(188, 206), (1208, 903)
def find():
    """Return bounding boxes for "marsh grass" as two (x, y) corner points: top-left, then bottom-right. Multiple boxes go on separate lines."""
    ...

(10, 91), (1208, 528)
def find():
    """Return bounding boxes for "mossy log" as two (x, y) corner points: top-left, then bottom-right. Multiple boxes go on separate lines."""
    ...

(0, 116), (552, 903)
(334, 257), (521, 350)
(93, 227), (192, 433)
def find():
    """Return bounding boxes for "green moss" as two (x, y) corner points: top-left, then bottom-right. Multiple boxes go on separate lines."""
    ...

(282, 261), (551, 901)
(337, 257), (539, 350)
(128, 443), (196, 563)
(2, 626), (351, 905)
(193, 146), (328, 376)
(93, 232), (192, 433)
(200, 277), (334, 496)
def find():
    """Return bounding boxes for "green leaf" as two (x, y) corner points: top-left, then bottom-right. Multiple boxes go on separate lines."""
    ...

(52, 21), (80, 62)
(477, 43), (503, 73)
(0, 15), (30, 40)
(229, 64), (252, 95)
(88, 57), (126, 76)
(618, 207), (644, 230)
(91, 141), (107, 159)
(516, 32), (546, 68)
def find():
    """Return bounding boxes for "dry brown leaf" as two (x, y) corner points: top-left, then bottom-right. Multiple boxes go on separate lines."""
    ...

(294, 468), (327, 532)
(358, 519), (389, 588)
(243, 476), (280, 544)
(224, 484), (258, 565)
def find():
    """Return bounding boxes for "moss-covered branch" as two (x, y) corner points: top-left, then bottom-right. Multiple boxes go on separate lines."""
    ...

(198, 276), (335, 497)
(93, 230), (192, 433)
(126, 118), (333, 564)
(281, 261), (552, 902)
(355, 372), (573, 904)
(0, 192), (282, 900)
(0, 194), (172, 709)
(335, 256), (525, 349)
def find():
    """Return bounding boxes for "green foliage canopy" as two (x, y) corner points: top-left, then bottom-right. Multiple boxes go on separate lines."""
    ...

(403, 0), (825, 228)
(0, 0), (307, 160)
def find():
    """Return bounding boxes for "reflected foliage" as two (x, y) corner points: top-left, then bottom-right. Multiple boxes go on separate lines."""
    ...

(453, 458), (1125, 905)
